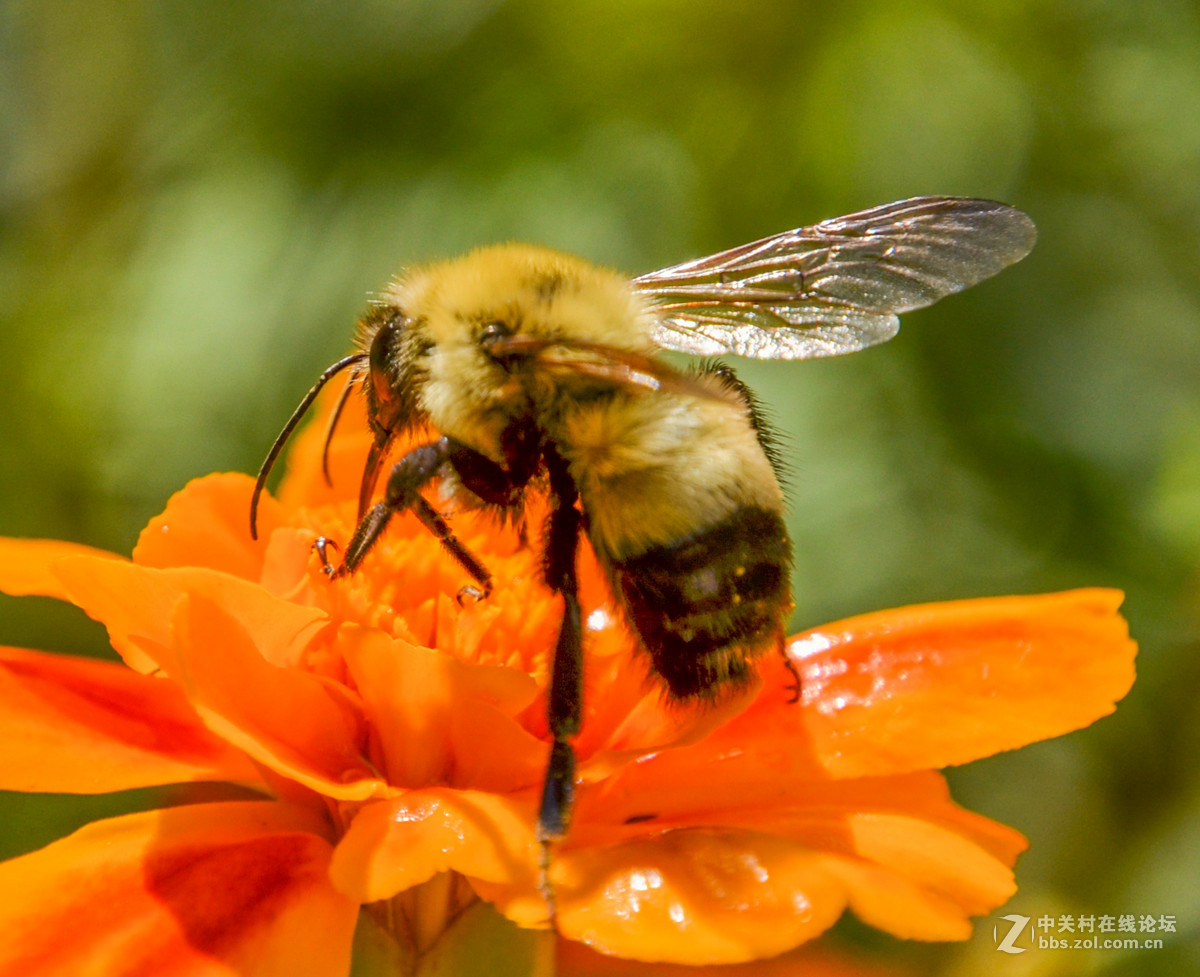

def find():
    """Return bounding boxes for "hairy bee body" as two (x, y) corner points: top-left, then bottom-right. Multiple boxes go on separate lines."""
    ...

(364, 245), (792, 698)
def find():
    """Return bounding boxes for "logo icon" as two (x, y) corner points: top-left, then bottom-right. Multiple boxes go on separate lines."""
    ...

(994, 914), (1031, 954)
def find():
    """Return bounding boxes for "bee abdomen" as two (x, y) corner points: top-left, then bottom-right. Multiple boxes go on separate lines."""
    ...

(609, 506), (792, 701)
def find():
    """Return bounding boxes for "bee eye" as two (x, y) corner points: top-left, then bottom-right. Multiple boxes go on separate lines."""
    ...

(369, 317), (402, 375)
(480, 321), (509, 345)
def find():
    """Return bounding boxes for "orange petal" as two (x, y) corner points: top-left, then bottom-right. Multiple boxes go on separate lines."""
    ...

(0, 800), (357, 977)
(329, 788), (539, 903)
(578, 673), (761, 785)
(546, 830), (848, 965)
(842, 811), (1017, 920)
(171, 594), (385, 801)
(134, 473), (281, 581)
(817, 810), (1017, 941)
(783, 589), (1136, 776)
(339, 624), (544, 792)
(260, 527), (325, 598)
(542, 775), (1020, 960)
(572, 764), (1025, 868)
(548, 813), (1012, 964)
(51, 557), (327, 674)
(692, 589), (1135, 782)
(572, 593), (1122, 880)
(0, 538), (122, 601)
(0, 646), (261, 793)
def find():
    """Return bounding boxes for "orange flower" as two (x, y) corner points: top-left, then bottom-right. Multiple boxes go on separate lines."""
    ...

(0, 391), (1136, 975)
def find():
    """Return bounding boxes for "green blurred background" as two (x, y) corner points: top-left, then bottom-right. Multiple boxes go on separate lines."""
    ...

(2, 0), (1198, 973)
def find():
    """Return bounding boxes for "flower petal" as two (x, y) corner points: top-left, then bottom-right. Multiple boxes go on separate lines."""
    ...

(548, 812), (1014, 964)
(0, 538), (122, 601)
(0, 800), (357, 977)
(171, 594), (386, 801)
(548, 830), (848, 964)
(572, 763), (1025, 867)
(782, 589), (1137, 776)
(339, 624), (544, 792)
(50, 557), (327, 675)
(0, 646), (261, 792)
(529, 772), (1020, 962)
(329, 788), (539, 904)
(133, 473), (280, 581)
(577, 673), (761, 785)
(677, 589), (1135, 784)
(818, 812), (1014, 941)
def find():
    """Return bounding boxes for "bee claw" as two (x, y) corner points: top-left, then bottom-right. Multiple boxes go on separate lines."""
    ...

(313, 537), (342, 577)
(783, 655), (802, 704)
(455, 581), (492, 606)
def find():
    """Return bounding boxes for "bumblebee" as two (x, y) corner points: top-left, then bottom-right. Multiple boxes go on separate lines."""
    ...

(250, 195), (1035, 891)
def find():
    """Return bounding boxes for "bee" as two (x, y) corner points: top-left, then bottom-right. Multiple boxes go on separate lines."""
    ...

(249, 195), (1035, 899)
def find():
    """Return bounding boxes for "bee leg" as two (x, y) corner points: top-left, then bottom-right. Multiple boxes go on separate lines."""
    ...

(412, 495), (494, 597)
(335, 440), (492, 597)
(446, 436), (528, 509)
(535, 447), (583, 921)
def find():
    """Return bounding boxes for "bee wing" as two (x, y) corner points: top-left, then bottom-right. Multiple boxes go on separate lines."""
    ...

(632, 196), (1036, 360)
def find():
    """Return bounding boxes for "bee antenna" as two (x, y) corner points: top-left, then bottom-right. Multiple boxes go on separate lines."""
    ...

(321, 370), (362, 487)
(250, 352), (368, 540)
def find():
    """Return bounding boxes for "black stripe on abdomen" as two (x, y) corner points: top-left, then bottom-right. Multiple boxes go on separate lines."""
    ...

(608, 505), (792, 701)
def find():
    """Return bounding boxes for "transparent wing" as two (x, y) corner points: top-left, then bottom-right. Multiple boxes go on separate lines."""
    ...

(633, 196), (1037, 360)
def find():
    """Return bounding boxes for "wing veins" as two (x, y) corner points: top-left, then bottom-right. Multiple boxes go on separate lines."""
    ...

(635, 196), (1035, 360)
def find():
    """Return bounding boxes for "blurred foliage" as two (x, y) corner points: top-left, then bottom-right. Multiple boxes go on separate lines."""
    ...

(2, 0), (1199, 972)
